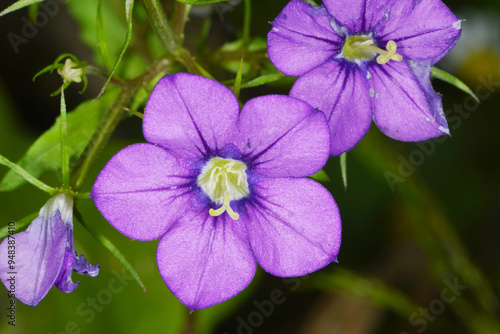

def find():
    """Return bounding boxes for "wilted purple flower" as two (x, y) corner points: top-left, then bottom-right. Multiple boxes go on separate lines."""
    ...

(90, 73), (341, 310)
(0, 193), (99, 307)
(268, 0), (462, 155)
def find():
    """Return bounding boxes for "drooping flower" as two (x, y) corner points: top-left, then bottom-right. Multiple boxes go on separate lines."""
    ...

(267, 0), (462, 155)
(0, 193), (100, 307)
(90, 73), (341, 310)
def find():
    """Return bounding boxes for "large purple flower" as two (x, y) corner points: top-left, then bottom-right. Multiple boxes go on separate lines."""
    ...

(268, 0), (462, 155)
(90, 73), (341, 310)
(0, 193), (99, 306)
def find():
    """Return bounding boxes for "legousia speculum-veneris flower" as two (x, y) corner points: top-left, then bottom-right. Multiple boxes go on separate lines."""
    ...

(90, 73), (342, 310)
(0, 193), (100, 306)
(268, 0), (462, 155)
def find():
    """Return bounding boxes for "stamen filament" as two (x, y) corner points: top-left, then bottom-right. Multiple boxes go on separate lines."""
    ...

(209, 191), (240, 220)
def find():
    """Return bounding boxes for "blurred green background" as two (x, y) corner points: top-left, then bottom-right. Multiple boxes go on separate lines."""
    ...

(0, 0), (499, 333)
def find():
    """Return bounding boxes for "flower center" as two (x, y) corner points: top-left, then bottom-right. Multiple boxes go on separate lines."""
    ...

(342, 35), (403, 65)
(197, 157), (249, 220)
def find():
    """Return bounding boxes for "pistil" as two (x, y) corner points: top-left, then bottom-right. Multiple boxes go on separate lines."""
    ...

(342, 35), (403, 65)
(197, 157), (249, 221)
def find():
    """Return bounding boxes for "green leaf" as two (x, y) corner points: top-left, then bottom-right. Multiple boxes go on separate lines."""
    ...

(96, 0), (113, 71)
(0, 90), (120, 191)
(340, 152), (347, 189)
(431, 66), (479, 102)
(313, 269), (418, 318)
(240, 72), (286, 89)
(0, 0), (45, 17)
(66, 0), (126, 66)
(176, 0), (229, 4)
(96, 0), (134, 99)
(309, 169), (330, 183)
(73, 208), (146, 293)
(0, 212), (37, 240)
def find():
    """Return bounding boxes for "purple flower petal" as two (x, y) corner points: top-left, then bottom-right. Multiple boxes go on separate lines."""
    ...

(378, 0), (461, 64)
(143, 73), (240, 158)
(157, 210), (256, 310)
(0, 213), (67, 306)
(91, 143), (195, 241)
(370, 60), (449, 141)
(238, 95), (330, 177)
(290, 61), (373, 156)
(54, 249), (100, 294)
(246, 178), (341, 277)
(54, 248), (78, 293)
(73, 253), (100, 277)
(267, 0), (342, 76)
(323, 0), (397, 34)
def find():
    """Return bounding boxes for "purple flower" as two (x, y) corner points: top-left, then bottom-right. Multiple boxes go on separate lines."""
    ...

(268, 0), (462, 155)
(0, 193), (100, 307)
(90, 73), (341, 310)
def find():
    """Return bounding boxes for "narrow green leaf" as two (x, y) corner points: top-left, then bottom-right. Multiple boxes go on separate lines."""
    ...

(431, 66), (479, 102)
(240, 72), (286, 89)
(233, 57), (244, 100)
(74, 209), (146, 293)
(96, 0), (134, 99)
(0, 0), (45, 17)
(1, 90), (119, 191)
(313, 269), (418, 318)
(97, 0), (113, 71)
(0, 212), (38, 240)
(309, 169), (330, 183)
(176, 0), (229, 5)
(0, 154), (56, 194)
(340, 152), (347, 189)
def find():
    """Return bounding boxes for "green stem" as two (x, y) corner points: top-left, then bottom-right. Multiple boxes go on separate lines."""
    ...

(172, 2), (191, 42)
(0, 155), (56, 194)
(142, 0), (210, 77)
(242, 0), (251, 47)
(71, 89), (133, 191)
(142, 0), (177, 54)
(60, 85), (70, 188)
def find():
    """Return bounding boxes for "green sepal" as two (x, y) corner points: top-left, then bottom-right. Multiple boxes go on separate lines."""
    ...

(0, 0), (45, 17)
(232, 57), (244, 100)
(309, 169), (330, 183)
(73, 208), (147, 293)
(33, 53), (88, 95)
(431, 66), (479, 102)
(240, 72), (286, 89)
(0, 154), (56, 194)
(340, 152), (347, 189)
(0, 90), (120, 191)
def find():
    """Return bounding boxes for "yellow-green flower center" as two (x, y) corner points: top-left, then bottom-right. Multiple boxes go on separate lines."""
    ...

(197, 157), (249, 220)
(342, 35), (403, 65)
